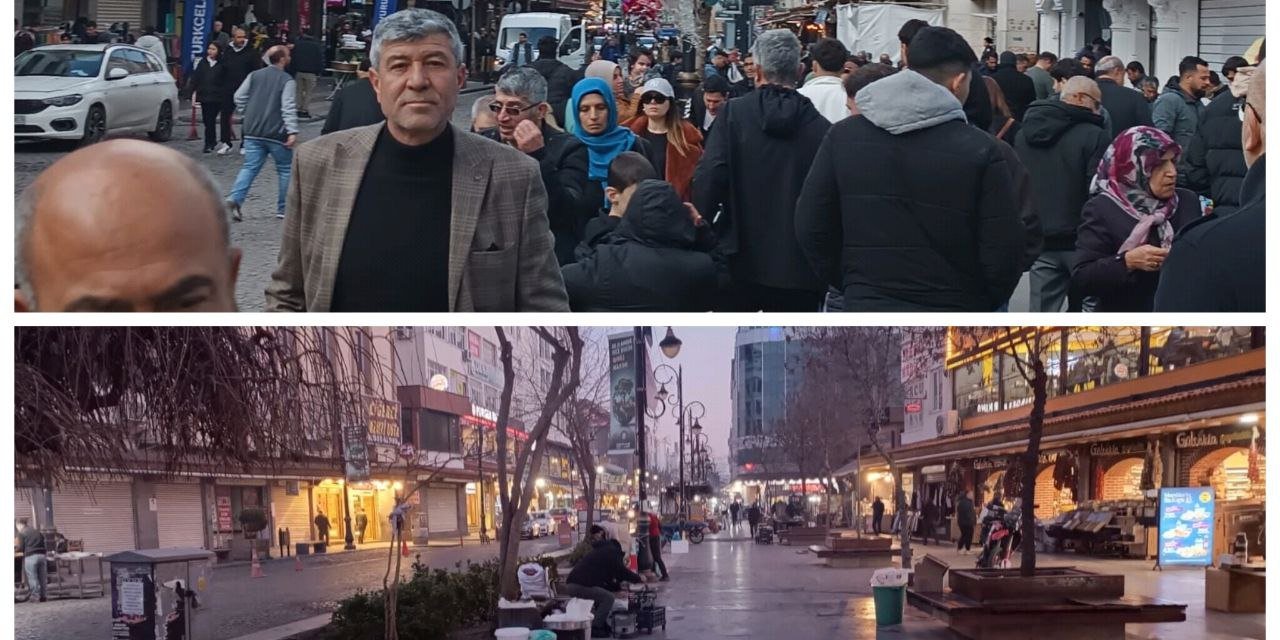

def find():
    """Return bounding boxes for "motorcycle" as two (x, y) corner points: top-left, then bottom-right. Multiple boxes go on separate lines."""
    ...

(976, 501), (1023, 569)
(661, 520), (707, 545)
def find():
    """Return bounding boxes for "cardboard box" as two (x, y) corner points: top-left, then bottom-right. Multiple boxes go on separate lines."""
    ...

(1205, 566), (1265, 613)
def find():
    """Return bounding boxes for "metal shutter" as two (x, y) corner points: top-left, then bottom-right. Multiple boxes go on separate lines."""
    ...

(426, 486), (458, 533)
(155, 483), (205, 549)
(95, 0), (143, 28)
(1198, 0), (1265, 69)
(15, 487), (37, 523)
(53, 483), (137, 555)
(271, 483), (312, 544)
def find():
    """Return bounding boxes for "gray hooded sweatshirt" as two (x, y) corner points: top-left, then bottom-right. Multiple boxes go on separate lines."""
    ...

(854, 69), (967, 135)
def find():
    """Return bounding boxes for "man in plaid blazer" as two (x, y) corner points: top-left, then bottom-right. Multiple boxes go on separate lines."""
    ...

(265, 8), (568, 312)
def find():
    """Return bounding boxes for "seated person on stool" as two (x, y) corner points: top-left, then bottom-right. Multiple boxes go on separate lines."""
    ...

(562, 525), (645, 637)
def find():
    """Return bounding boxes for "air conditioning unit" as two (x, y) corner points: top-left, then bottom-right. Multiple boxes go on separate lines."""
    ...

(938, 410), (960, 436)
(393, 327), (413, 340)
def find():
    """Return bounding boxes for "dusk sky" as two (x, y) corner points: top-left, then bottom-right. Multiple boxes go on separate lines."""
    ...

(596, 327), (738, 471)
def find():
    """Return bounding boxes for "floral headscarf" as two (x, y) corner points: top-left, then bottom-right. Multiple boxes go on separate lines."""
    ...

(1091, 126), (1182, 251)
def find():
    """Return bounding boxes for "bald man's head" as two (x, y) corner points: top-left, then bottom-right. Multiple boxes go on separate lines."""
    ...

(1061, 76), (1102, 113)
(266, 45), (289, 67)
(1243, 60), (1266, 167)
(16, 139), (240, 312)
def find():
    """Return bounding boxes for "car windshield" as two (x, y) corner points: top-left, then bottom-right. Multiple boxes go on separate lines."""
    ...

(500, 27), (558, 50)
(16, 49), (104, 78)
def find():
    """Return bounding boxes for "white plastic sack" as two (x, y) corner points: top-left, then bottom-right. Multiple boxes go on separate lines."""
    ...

(565, 598), (595, 618)
(498, 598), (537, 609)
(870, 567), (910, 587)
(671, 538), (690, 554)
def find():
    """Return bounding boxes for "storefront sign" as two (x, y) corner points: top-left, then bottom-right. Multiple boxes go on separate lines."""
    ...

(1157, 487), (1214, 566)
(215, 495), (233, 531)
(973, 457), (1008, 470)
(1089, 439), (1148, 458)
(1175, 427), (1254, 450)
(608, 334), (638, 455)
(181, 0), (214, 74)
(901, 329), (949, 445)
(365, 396), (401, 445)
(372, 0), (399, 28)
(471, 404), (497, 423)
(344, 423), (371, 482)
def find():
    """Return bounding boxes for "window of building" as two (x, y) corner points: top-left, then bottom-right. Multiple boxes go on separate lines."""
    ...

(428, 360), (447, 384)
(401, 407), (414, 444)
(1063, 327), (1141, 393)
(1148, 326), (1255, 374)
(953, 355), (997, 419)
(449, 369), (468, 396)
(417, 409), (461, 453)
(483, 340), (498, 366)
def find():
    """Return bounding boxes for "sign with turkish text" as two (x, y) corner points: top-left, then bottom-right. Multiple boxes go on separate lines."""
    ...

(181, 0), (215, 74)
(365, 396), (401, 445)
(608, 333), (638, 455)
(901, 327), (949, 445)
(1089, 439), (1148, 458)
(215, 494), (233, 531)
(344, 423), (371, 482)
(1174, 425), (1257, 449)
(372, 0), (399, 28)
(1157, 487), (1214, 566)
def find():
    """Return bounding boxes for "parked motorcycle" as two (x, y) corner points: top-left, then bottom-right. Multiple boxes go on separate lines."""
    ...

(661, 521), (707, 545)
(976, 500), (1023, 569)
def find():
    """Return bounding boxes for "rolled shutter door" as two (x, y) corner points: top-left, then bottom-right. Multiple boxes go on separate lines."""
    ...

(1198, 0), (1265, 69)
(427, 486), (458, 533)
(15, 487), (37, 523)
(155, 483), (205, 549)
(271, 483), (312, 543)
(95, 0), (144, 29)
(53, 483), (136, 555)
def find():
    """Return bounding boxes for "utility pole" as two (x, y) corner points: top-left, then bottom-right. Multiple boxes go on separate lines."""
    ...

(677, 365), (685, 523)
(634, 326), (647, 504)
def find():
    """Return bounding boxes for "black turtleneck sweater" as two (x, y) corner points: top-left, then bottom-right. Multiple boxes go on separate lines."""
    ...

(329, 126), (454, 311)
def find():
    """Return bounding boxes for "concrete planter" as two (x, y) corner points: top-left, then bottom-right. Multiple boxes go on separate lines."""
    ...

(948, 567), (1124, 604)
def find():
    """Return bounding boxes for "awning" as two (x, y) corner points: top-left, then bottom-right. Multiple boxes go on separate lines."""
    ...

(832, 458), (860, 478)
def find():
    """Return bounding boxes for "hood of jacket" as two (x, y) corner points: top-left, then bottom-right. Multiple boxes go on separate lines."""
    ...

(531, 57), (568, 74)
(752, 84), (825, 137)
(615, 180), (695, 248)
(1019, 98), (1105, 146)
(856, 69), (966, 135)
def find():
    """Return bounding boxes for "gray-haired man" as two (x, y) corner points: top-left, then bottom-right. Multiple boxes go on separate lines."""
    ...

(481, 67), (590, 265)
(266, 8), (568, 312)
(1094, 54), (1153, 137)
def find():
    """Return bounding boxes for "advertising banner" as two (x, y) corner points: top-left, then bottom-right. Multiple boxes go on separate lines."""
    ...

(364, 396), (401, 446)
(1157, 487), (1215, 566)
(344, 423), (371, 482)
(181, 0), (215, 74)
(608, 333), (638, 454)
(372, 0), (399, 28)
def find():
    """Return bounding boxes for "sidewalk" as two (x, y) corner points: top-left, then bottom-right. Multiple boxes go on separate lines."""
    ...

(214, 532), (493, 569)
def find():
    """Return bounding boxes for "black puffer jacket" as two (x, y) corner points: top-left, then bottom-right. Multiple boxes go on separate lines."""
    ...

(566, 539), (642, 589)
(290, 35), (325, 74)
(1013, 99), (1111, 250)
(530, 58), (581, 128)
(219, 43), (262, 102)
(991, 53), (1036, 121)
(795, 69), (1023, 311)
(692, 84), (830, 293)
(562, 180), (720, 311)
(1180, 89), (1247, 216)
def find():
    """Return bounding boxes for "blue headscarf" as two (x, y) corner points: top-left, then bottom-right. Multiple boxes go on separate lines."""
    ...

(567, 77), (637, 183)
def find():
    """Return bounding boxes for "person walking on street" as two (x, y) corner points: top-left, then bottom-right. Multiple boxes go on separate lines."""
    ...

(627, 77), (703, 201)
(746, 502), (762, 537)
(16, 518), (46, 602)
(1180, 60), (1259, 218)
(647, 510), (668, 581)
(920, 501), (939, 546)
(694, 29), (829, 312)
(955, 491), (976, 554)
(321, 59), (384, 134)
(508, 32), (533, 69)
(1155, 60), (1266, 312)
(795, 26), (1023, 312)
(1153, 56), (1210, 150)
(871, 496), (885, 536)
(314, 510), (331, 545)
(798, 37), (851, 123)
(991, 51), (1036, 121)
(729, 501), (741, 529)
(1095, 55), (1153, 138)
(530, 36), (581, 128)
(1014, 76), (1110, 312)
(1026, 52), (1057, 100)
(354, 505), (369, 544)
(224, 45), (298, 222)
(291, 30), (325, 119)
(218, 27), (263, 155)
(186, 42), (229, 153)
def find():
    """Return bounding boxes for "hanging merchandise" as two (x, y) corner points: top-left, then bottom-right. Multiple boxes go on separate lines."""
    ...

(943, 462), (963, 501)
(1150, 440), (1163, 491)
(1247, 427), (1261, 483)
(1139, 439), (1157, 491)
(1002, 457), (1025, 501)
(1052, 451), (1078, 502)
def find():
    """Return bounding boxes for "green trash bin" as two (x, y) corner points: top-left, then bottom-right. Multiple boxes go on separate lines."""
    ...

(872, 585), (905, 626)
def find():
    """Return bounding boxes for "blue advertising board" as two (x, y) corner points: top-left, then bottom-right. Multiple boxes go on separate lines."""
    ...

(372, 0), (400, 29)
(1157, 487), (1215, 566)
(181, 0), (215, 75)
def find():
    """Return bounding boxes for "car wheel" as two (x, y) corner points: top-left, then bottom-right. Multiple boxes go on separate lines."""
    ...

(80, 104), (107, 146)
(148, 101), (173, 142)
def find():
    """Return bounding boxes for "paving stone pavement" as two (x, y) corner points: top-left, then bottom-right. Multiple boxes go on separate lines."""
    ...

(12, 80), (491, 312)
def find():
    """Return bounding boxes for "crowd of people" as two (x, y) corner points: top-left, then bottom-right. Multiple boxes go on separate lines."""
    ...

(13, 8), (1266, 312)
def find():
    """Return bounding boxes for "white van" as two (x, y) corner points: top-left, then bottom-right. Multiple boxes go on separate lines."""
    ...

(495, 12), (587, 72)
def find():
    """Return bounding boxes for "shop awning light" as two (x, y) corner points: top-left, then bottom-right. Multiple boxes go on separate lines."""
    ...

(1240, 413), (1260, 424)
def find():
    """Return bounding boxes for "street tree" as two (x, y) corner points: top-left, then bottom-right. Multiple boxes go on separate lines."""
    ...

(773, 372), (855, 521)
(493, 327), (584, 599)
(552, 328), (612, 534)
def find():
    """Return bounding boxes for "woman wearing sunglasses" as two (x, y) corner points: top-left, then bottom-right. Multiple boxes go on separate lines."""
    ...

(584, 60), (637, 123)
(626, 77), (704, 201)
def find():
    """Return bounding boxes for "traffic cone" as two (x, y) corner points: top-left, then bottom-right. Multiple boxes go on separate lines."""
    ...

(401, 539), (410, 557)
(187, 101), (198, 140)
(250, 548), (266, 578)
(294, 555), (303, 572)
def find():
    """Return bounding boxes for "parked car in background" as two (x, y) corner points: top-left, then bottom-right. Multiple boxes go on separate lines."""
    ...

(548, 507), (577, 529)
(15, 43), (177, 146)
(597, 508), (617, 522)
(520, 514), (545, 539)
(529, 511), (553, 536)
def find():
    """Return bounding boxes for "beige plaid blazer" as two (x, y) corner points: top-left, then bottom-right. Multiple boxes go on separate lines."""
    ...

(265, 123), (569, 312)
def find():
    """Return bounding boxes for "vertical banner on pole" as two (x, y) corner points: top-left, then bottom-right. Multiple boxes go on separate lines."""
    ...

(182, 0), (215, 75)
(372, 0), (400, 29)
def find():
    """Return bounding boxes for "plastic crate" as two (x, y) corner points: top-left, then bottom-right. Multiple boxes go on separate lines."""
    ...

(627, 587), (657, 611)
(636, 605), (666, 633)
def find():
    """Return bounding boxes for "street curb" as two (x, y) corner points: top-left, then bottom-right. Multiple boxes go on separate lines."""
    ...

(226, 613), (331, 640)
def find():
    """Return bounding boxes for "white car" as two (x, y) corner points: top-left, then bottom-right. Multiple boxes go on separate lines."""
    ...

(15, 44), (177, 145)
(529, 511), (554, 536)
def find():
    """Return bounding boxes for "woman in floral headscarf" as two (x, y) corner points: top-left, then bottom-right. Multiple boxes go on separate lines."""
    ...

(1072, 126), (1202, 311)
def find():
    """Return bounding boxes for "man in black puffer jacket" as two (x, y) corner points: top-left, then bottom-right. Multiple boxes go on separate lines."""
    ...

(693, 28), (830, 312)
(1180, 67), (1253, 216)
(1013, 76), (1111, 312)
(218, 27), (263, 153)
(992, 51), (1036, 121)
(529, 36), (580, 127)
(562, 180), (721, 311)
(795, 27), (1023, 311)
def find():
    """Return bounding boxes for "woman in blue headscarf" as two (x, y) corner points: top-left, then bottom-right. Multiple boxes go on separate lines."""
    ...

(566, 76), (657, 217)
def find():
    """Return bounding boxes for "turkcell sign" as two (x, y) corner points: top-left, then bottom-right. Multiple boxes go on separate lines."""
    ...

(182, 0), (214, 74)
(373, 0), (399, 28)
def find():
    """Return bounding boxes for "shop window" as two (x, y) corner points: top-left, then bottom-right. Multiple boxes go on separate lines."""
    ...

(1148, 327), (1255, 374)
(401, 408), (414, 444)
(418, 409), (461, 454)
(953, 355), (998, 418)
(1190, 448), (1264, 502)
(1064, 327), (1141, 393)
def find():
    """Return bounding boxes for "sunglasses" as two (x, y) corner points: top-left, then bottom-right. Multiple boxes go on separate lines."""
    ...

(640, 93), (669, 105)
(489, 102), (537, 117)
